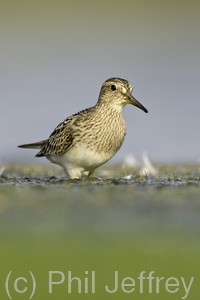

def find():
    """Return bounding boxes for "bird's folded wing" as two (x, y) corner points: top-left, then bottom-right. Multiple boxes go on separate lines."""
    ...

(36, 120), (74, 157)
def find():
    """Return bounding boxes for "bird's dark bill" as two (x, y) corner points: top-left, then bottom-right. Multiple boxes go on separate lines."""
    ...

(129, 95), (148, 113)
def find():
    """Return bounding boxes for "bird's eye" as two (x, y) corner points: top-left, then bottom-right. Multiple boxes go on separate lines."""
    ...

(111, 84), (116, 91)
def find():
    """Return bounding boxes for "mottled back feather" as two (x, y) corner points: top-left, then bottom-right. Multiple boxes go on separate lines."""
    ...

(35, 107), (94, 157)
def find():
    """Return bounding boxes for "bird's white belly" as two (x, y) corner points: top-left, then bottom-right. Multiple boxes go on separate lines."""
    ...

(47, 145), (114, 178)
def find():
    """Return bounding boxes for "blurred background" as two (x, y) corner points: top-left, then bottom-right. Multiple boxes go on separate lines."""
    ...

(1, 0), (200, 164)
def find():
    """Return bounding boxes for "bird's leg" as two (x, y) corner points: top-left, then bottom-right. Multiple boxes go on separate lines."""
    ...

(88, 170), (95, 179)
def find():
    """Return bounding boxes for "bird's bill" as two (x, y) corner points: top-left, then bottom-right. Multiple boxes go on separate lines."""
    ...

(128, 95), (148, 113)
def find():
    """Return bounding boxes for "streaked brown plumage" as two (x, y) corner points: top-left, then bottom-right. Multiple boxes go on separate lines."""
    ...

(18, 78), (148, 178)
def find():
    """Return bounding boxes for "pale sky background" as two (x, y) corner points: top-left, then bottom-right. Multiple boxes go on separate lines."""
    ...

(1, 0), (200, 164)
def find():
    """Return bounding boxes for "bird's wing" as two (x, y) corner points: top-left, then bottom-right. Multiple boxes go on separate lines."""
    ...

(35, 118), (74, 157)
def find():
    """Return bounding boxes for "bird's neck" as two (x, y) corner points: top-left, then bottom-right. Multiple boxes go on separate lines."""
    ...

(95, 101), (124, 115)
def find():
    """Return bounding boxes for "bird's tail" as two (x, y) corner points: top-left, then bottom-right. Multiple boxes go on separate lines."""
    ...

(18, 140), (46, 150)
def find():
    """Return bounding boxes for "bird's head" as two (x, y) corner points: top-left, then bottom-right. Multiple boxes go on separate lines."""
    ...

(98, 77), (148, 113)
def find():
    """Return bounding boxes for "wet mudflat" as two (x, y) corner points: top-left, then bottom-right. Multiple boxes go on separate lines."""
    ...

(0, 163), (200, 299)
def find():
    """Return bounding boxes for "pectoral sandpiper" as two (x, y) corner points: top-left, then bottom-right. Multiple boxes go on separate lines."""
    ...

(18, 78), (148, 179)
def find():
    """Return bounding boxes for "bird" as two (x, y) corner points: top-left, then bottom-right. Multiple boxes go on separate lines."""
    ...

(18, 78), (148, 179)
